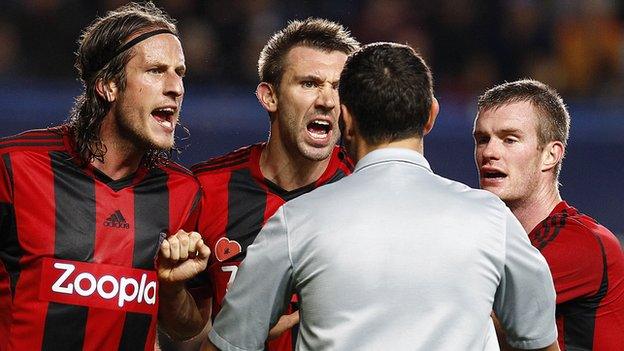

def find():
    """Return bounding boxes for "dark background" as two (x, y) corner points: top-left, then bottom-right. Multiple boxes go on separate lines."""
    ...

(1, 1), (622, 236)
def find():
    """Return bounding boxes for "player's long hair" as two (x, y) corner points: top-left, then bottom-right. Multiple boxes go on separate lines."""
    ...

(68, 2), (180, 167)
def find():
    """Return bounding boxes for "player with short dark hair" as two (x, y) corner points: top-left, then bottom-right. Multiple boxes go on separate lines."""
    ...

(204, 43), (559, 351)
(157, 18), (359, 351)
(0, 3), (206, 350)
(474, 79), (624, 350)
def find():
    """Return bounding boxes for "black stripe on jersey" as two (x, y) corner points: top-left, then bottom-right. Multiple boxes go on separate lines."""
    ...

(559, 226), (609, 350)
(226, 168), (267, 259)
(133, 167), (169, 269)
(0, 154), (21, 300)
(42, 151), (96, 351)
(118, 313), (152, 351)
(534, 212), (567, 251)
(118, 167), (169, 348)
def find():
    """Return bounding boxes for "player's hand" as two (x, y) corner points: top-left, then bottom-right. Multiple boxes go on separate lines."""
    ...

(268, 310), (300, 340)
(158, 230), (210, 285)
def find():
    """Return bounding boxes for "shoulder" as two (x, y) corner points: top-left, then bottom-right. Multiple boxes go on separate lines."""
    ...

(532, 206), (610, 252)
(0, 126), (66, 156)
(155, 161), (200, 193)
(191, 144), (257, 177)
(159, 159), (195, 178)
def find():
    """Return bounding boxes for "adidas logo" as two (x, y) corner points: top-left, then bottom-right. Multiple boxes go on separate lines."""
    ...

(104, 210), (130, 229)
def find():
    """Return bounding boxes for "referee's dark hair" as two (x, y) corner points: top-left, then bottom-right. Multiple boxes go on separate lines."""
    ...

(339, 42), (433, 145)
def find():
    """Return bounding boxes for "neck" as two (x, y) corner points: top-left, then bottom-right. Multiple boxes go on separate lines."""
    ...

(507, 181), (562, 233)
(91, 115), (145, 180)
(260, 139), (331, 192)
(352, 137), (424, 163)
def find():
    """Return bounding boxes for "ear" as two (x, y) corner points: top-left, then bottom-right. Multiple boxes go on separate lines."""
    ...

(340, 104), (356, 143)
(95, 78), (118, 103)
(541, 140), (565, 172)
(422, 97), (439, 136)
(256, 82), (278, 113)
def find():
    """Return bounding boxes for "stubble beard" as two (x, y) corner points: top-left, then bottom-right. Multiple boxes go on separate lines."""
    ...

(115, 107), (175, 154)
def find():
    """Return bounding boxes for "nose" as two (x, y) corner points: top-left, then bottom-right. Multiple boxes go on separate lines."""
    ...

(165, 71), (184, 99)
(315, 83), (337, 110)
(479, 140), (501, 163)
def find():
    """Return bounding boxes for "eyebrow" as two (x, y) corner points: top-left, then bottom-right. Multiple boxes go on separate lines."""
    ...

(295, 74), (339, 84)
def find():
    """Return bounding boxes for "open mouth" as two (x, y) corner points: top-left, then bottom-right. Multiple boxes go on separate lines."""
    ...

(482, 170), (507, 179)
(306, 120), (332, 139)
(151, 107), (175, 131)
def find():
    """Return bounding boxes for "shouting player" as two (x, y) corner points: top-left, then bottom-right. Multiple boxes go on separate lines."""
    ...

(157, 18), (359, 351)
(0, 3), (204, 350)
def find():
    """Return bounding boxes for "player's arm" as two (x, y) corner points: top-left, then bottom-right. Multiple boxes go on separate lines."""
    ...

(158, 230), (212, 340)
(494, 209), (558, 350)
(208, 206), (294, 351)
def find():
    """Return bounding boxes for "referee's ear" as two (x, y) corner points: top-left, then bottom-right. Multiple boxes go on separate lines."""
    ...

(423, 97), (439, 136)
(340, 104), (356, 144)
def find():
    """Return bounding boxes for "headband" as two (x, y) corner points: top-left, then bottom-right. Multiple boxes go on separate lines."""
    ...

(96, 28), (177, 73)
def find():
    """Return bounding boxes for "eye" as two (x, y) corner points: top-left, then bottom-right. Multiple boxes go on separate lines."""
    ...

(474, 135), (489, 144)
(504, 137), (519, 144)
(302, 81), (317, 88)
(148, 67), (164, 74)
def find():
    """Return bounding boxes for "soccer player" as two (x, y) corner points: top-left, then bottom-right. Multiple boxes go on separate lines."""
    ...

(204, 43), (559, 350)
(0, 3), (205, 350)
(157, 18), (359, 351)
(473, 79), (624, 350)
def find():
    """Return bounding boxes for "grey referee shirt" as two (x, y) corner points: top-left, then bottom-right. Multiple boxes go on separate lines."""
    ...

(208, 148), (557, 351)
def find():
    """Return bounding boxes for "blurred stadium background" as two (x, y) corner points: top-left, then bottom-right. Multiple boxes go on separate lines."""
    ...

(1, 0), (622, 237)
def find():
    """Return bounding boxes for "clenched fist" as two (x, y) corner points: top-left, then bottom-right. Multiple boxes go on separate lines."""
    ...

(158, 230), (211, 284)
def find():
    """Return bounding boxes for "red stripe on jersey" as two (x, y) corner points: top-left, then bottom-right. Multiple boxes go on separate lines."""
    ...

(8, 152), (57, 350)
(83, 181), (137, 350)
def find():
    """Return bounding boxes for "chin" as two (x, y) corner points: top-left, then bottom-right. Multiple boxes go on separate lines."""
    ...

(301, 147), (333, 162)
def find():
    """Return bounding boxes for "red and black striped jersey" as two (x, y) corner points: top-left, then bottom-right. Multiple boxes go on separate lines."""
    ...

(529, 201), (624, 351)
(191, 143), (352, 351)
(0, 126), (201, 351)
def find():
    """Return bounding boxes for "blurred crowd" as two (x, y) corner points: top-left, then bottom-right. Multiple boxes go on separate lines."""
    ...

(1, 0), (623, 100)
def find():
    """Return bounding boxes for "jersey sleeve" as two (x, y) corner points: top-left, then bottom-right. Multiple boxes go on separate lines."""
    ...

(208, 206), (294, 351)
(494, 209), (558, 350)
(539, 222), (605, 304)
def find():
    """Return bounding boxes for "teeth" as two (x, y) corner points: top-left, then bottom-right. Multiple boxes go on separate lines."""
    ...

(314, 120), (329, 126)
(155, 107), (175, 114)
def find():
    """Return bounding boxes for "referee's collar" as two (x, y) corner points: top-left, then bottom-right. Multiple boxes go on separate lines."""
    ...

(353, 147), (432, 173)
